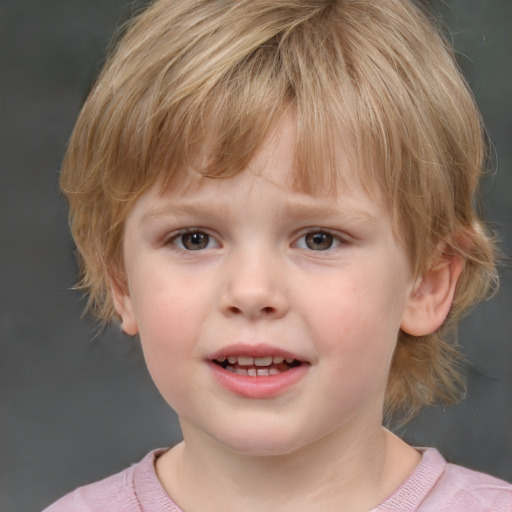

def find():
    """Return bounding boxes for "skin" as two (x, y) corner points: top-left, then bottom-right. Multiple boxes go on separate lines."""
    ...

(113, 118), (462, 511)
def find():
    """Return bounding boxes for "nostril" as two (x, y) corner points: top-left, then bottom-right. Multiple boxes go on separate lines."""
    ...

(225, 305), (276, 316)
(220, 289), (288, 319)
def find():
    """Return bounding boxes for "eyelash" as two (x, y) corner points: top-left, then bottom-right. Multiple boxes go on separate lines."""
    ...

(167, 229), (219, 251)
(294, 230), (347, 251)
(166, 228), (348, 252)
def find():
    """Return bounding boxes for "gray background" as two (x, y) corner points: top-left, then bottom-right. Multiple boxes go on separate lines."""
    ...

(1, 1), (511, 511)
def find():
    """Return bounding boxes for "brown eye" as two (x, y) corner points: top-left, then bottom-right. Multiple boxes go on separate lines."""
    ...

(176, 232), (212, 250)
(304, 232), (334, 250)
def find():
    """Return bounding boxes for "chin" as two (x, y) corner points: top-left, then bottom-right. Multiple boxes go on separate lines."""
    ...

(226, 441), (300, 457)
(212, 425), (312, 458)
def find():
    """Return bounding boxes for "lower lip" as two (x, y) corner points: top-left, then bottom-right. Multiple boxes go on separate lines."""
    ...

(208, 362), (308, 399)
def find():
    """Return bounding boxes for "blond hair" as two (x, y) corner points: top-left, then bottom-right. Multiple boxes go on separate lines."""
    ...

(61, 0), (497, 419)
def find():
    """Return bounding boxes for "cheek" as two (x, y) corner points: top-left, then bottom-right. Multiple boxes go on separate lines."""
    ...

(314, 310), (399, 421)
(130, 259), (210, 336)
(136, 300), (201, 412)
(309, 270), (406, 390)
(311, 270), (404, 341)
(129, 269), (209, 392)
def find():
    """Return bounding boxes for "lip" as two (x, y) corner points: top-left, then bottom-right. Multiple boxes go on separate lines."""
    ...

(207, 342), (309, 399)
(208, 342), (306, 362)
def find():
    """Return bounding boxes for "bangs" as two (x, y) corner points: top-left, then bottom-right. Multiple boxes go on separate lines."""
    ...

(95, 0), (374, 206)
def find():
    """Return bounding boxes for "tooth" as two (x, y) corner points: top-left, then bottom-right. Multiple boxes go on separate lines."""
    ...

(217, 357), (227, 363)
(247, 368), (257, 377)
(285, 358), (295, 364)
(228, 356), (237, 364)
(269, 368), (281, 375)
(273, 356), (284, 364)
(257, 368), (270, 376)
(254, 356), (272, 366)
(238, 356), (254, 366)
(235, 368), (247, 375)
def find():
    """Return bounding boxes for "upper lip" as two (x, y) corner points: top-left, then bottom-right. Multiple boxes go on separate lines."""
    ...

(207, 342), (308, 364)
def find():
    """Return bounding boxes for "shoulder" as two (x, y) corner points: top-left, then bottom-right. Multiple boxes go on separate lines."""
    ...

(376, 448), (512, 512)
(42, 450), (167, 512)
(425, 452), (512, 511)
(42, 466), (139, 512)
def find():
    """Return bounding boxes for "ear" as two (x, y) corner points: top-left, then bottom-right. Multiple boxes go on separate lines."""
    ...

(110, 280), (139, 336)
(401, 252), (464, 336)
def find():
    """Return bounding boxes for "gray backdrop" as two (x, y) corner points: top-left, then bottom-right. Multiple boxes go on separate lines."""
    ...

(1, 1), (511, 511)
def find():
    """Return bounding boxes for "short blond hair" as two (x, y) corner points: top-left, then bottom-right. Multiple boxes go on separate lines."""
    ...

(61, 0), (497, 419)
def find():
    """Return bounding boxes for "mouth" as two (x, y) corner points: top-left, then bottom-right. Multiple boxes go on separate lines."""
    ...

(213, 355), (303, 376)
(208, 345), (309, 397)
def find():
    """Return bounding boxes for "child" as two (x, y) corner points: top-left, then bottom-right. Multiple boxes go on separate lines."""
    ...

(44, 0), (512, 510)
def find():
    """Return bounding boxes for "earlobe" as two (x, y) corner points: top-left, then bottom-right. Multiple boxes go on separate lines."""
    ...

(111, 281), (139, 336)
(400, 253), (464, 337)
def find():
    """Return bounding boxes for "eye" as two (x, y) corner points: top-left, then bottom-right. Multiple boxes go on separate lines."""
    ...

(295, 231), (343, 251)
(170, 230), (219, 251)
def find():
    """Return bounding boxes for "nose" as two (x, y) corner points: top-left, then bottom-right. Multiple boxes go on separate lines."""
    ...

(219, 249), (289, 320)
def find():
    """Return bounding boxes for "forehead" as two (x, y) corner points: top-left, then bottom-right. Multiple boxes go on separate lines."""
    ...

(132, 117), (388, 228)
(155, 114), (383, 207)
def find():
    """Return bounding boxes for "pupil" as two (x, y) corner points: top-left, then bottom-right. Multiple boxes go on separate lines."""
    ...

(183, 232), (208, 250)
(306, 232), (332, 250)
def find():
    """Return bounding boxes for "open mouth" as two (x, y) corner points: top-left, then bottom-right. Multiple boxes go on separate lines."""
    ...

(213, 355), (302, 376)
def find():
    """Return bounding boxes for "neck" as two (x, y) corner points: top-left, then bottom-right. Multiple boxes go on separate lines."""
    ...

(156, 421), (419, 512)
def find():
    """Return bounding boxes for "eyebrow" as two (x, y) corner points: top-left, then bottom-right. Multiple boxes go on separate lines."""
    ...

(281, 202), (378, 224)
(140, 203), (231, 224)
(140, 199), (378, 225)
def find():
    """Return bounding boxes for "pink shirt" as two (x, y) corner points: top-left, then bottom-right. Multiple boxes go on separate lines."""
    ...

(43, 448), (512, 511)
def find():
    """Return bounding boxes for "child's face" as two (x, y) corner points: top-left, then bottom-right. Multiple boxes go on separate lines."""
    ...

(115, 119), (418, 456)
